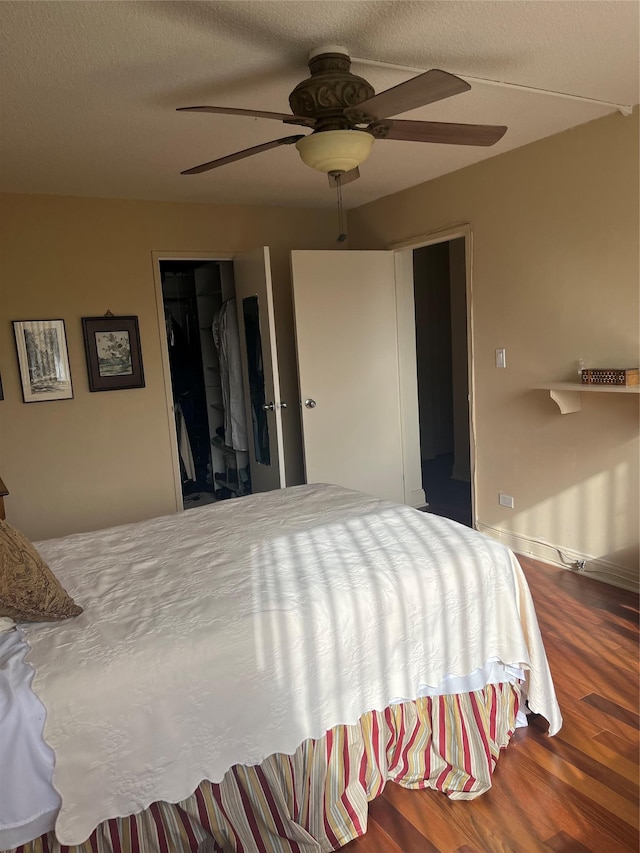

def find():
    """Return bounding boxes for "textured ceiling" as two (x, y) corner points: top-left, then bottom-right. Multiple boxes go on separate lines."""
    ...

(0, 1), (638, 209)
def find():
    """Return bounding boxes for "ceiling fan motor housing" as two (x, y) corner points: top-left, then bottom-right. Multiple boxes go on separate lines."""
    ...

(289, 51), (375, 131)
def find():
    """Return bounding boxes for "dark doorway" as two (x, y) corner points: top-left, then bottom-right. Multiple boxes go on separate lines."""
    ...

(161, 260), (219, 508)
(413, 239), (472, 527)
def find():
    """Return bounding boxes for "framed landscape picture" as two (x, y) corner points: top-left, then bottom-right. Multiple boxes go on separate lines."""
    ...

(13, 319), (74, 403)
(82, 315), (145, 392)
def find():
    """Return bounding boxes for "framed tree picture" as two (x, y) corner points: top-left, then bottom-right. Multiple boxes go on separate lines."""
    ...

(82, 315), (145, 392)
(13, 319), (74, 402)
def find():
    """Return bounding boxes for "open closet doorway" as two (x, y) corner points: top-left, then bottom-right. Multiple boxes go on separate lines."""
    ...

(413, 237), (472, 527)
(159, 259), (251, 510)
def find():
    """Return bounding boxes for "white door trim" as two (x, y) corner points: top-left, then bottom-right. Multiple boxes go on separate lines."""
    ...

(152, 251), (235, 512)
(393, 249), (426, 508)
(388, 225), (477, 526)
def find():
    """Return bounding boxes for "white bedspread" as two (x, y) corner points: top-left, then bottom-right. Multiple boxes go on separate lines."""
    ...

(22, 484), (561, 845)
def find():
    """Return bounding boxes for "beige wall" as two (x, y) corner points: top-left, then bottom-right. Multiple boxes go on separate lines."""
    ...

(0, 194), (336, 539)
(349, 109), (640, 587)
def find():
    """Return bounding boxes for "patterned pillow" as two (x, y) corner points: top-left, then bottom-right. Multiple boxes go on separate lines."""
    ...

(0, 520), (82, 621)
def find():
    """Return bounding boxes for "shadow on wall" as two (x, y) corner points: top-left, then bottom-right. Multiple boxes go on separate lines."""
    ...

(492, 449), (638, 588)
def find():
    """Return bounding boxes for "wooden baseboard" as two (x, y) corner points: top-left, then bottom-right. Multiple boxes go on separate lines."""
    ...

(477, 522), (639, 593)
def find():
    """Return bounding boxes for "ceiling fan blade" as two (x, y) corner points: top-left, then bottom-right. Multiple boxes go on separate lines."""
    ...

(327, 167), (360, 188)
(345, 69), (470, 121)
(371, 119), (507, 146)
(177, 105), (316, 128)
(181, 135), (305, 175)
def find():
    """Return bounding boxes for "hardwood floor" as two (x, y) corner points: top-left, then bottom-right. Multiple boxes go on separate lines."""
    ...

(345, 556), (639, 852)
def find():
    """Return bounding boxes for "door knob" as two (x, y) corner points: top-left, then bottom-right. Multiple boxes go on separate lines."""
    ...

(262, 402), (275, 411)
(279, 401), (288, 409)
(304, 399), (317, 408)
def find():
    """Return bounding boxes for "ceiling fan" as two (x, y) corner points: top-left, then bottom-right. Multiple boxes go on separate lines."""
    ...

(178, 45), (507, 185)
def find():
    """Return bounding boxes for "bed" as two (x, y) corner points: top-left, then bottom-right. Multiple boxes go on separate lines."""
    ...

(0, 483), (561, 852)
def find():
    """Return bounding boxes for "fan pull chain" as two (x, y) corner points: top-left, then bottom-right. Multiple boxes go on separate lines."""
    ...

(335, 173), (347, 243)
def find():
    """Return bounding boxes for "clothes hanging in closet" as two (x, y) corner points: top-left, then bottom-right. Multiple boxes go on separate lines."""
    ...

(212, 299), (248, 452)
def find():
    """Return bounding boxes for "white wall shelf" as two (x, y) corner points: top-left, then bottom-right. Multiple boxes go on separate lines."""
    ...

(534, 381), (640, 414)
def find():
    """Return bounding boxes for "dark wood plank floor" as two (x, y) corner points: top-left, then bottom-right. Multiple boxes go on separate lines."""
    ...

(345, 556), (639, 852)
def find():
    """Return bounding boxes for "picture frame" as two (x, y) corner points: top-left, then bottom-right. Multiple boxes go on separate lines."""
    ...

(82, 315), (145, 392)
(13, 319), (74, 403)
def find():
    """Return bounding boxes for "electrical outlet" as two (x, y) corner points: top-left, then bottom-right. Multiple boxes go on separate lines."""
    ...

(499, 493), (514, 509)
(495, 348), (506, 368)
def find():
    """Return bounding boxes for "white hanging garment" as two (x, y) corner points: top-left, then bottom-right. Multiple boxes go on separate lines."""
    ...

(175, 403), (196, 482)
(212, 300), (248, 452)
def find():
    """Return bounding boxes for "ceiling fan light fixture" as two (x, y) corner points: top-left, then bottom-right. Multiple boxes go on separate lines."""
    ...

(295, 130), (373, 174)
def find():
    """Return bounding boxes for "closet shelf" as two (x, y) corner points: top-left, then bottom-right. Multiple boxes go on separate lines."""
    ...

(533, 382), (640, 414)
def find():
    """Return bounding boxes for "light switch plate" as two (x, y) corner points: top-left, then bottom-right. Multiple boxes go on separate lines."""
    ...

(495, 348), (506, 368)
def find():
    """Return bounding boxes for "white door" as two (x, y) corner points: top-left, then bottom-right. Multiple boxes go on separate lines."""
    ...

(233, 248), (286, 493)
(291, 250), (405, 504)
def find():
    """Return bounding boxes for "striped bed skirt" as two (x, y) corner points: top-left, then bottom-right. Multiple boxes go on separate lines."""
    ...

(14, 683), (520, 853)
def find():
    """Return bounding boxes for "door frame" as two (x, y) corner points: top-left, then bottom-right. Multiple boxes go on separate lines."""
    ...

(152, 251), (234, 512)
(233, 247), (287, 493)
(389, 225), (477, 526)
